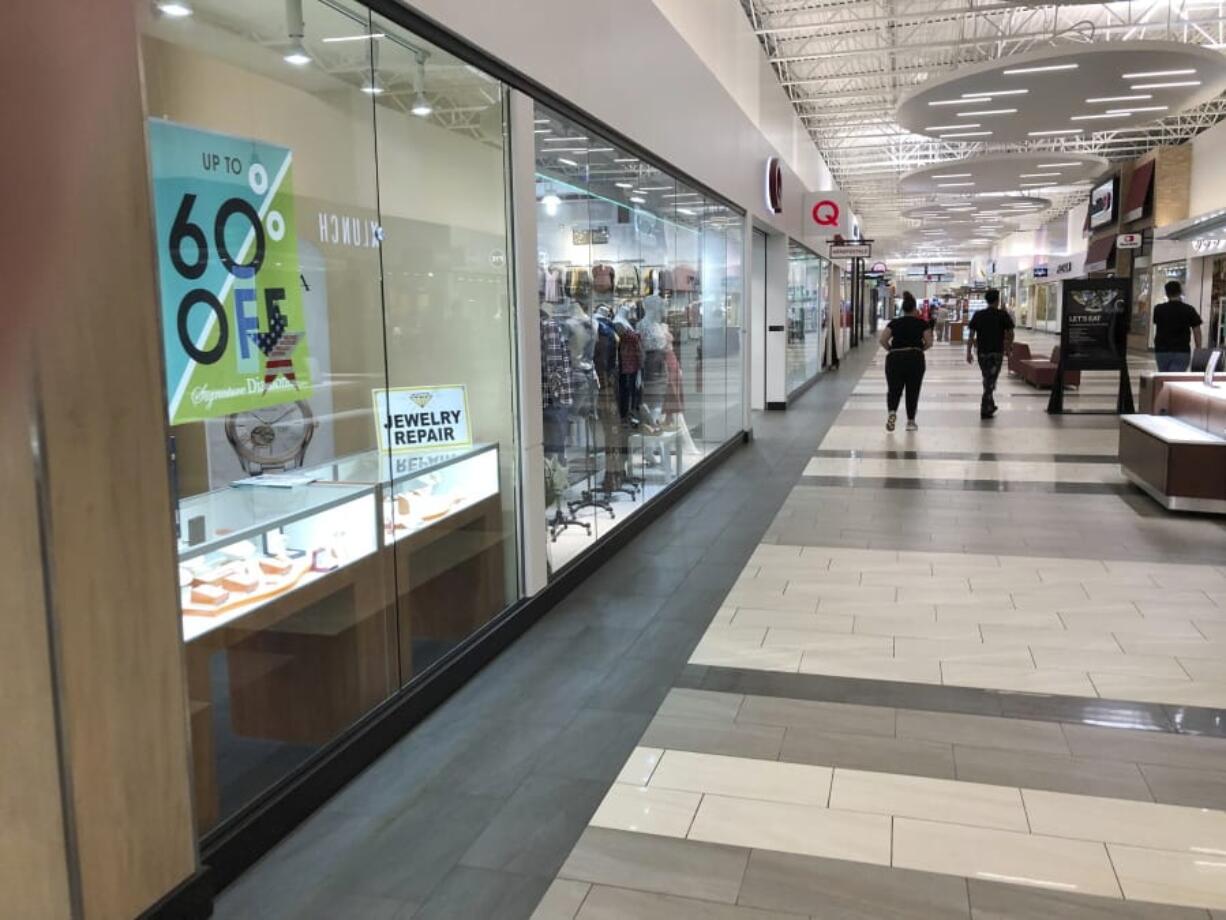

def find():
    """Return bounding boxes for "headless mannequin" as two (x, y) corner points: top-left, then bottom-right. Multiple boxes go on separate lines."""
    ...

(640, 294), (670, 427)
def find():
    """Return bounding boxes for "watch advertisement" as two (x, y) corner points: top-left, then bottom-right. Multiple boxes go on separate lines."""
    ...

(148, 119), (313, 424)
(1061, 278), (1131, 371)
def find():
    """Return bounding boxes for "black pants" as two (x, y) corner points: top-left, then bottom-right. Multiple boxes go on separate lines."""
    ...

(885, 350), (925, 420)
(1156, 351), (1191, 372)
(978, 353), (1004, 416)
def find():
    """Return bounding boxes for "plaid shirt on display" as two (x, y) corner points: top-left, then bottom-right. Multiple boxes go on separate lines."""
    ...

(540, 314), (574, 407)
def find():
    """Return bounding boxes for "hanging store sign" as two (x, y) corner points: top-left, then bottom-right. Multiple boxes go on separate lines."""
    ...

(1033, 266), (1049, 279)
(148, 120), (312, 425)
(373, 385), (472, 453)
(764, 157), (783, 214)
(829, 242), (872, 259)
(1117, 232), (1143, 250)
(1193, 239), (1226, 256)
(804, 192), (852, 244)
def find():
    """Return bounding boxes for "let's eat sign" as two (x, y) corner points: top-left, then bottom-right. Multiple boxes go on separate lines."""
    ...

(373, 385), (472, 453)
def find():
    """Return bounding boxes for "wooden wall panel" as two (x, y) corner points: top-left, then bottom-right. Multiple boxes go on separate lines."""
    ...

(5, 0), (200, 917)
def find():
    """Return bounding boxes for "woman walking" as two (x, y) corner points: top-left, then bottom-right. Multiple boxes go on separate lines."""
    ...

(879, 292), (932, 431)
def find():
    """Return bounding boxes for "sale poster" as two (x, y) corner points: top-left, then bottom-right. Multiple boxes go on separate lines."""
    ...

(148, 119), (312, 424)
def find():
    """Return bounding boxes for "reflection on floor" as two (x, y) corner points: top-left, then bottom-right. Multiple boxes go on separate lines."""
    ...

(545, 336), (1226, 917)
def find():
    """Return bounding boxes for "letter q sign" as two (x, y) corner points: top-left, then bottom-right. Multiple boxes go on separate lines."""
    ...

(811, 199), (840, 228)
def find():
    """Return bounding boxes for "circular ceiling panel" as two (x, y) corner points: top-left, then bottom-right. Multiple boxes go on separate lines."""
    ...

(896, 41), (1226, 144)
(900, 152), (1109, 195)
(903, 196), (1051, 226)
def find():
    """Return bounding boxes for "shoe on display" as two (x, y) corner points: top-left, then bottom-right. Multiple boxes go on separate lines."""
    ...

(886, 412), (897, 432)
(906, 419), (919, 431)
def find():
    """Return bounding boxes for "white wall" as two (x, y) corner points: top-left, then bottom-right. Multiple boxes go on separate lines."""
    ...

(1190, 120), (1226, 214)
(401, 0), (839, 240)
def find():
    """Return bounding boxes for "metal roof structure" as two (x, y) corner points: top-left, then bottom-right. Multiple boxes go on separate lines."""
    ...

(740, 0), (1226, 257)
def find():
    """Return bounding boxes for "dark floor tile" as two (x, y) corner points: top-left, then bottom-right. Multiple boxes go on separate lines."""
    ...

(781, 726), (956, 778)
(738, 848), (970, 919)
(591, 655), (687, 715)
(531, 708), (654, 783)
(460, 774), (608, 878)
(624, 617), (709, 662)
(558, 827), (749, 904)
(411, 866), (551, 920)
(579, 884), (806, 919)
(641, 713), (785, 759)
(998, 694), (1174, 731)
(967, 878), (1211, 919)
(736, 694), (896, 738)
(896, 709), (1069, 755)
(953, 745), (1153, 801)
(418, 718), (570, 800)
(656, 588), (735, 622)
(1063, 723), (1226, 771)
(1141, 762), (1226, 810)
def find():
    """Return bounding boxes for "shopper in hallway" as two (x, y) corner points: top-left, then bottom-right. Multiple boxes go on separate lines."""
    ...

(966, 288), (1015, 420)
(1153, 280), (1203, 372)
(879, 292), (932, 431)
(934, 300), (949, 342)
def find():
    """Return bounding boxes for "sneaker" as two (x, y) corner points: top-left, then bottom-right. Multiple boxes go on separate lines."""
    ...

(886, 412), (897, 432)
(981, 407), (998, 420)
(906, 419), (919, 431)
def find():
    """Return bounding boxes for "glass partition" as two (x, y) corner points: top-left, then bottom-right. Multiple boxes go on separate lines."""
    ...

(786, 240), (827, 394)
(534, 101), (745, 575)
(138, 0), (519, 834)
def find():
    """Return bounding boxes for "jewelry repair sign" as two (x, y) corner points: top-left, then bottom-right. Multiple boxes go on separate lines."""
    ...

(148, 119), (312, 424)
(373, 385), (473, 452)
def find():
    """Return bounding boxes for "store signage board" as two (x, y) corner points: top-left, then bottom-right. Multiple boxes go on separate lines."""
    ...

(149, 119), (312, 425)
(373, 385), (472, 453)
(830, 243), (872, 259)
(1033, 266), (1049, 279)
(803, 192), (852, 244)
(1089, 176), (1118, 230)
(1193, 239), (1226, 256)
(573, 226), (609, 245)
(1118, 233), (1143, 250)
(1048, 277), (1134, 414)
(765, 157), (783, 214)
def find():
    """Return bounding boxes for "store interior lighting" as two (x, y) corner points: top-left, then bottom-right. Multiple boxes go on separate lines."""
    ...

(283, 0), (310, 66)
(411, 54), (432, 117)
(155, 1), (193, 17)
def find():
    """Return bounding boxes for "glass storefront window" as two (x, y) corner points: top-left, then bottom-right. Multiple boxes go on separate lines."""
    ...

(785, 240), (827, 393)
(139, 0), (519, 834)
(534, 102), (744, 574)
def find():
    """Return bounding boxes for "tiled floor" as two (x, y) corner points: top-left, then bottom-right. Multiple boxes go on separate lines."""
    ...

(544, 336), (1226, 918)
(213, 335), (1226, 919)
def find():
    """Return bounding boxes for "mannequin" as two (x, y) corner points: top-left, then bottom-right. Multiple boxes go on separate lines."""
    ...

(614, 304), (642, 422)
(639, 293), (670, 428)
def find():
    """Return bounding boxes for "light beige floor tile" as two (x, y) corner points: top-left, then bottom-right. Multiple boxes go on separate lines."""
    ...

(1010, 587), (1096, 609)
(816, 601), (937, 621)
(937, 609), (1065, 629)
(978, 625), (1121, 650)
(854, 618), (983, 640)
(893, 817), (1122, 898)
(722, 589), (820, 613)
(1193, 621), (1226, 641)
(1116, 636), (1226, 659)
(1062, 614), (1203, 637)
(970, 571), (1044, 589)
(1090, 674), (1226, 709)
(649, 749), (832, 806)
(830, 768), (1028, 831)
(941, 662), (1098, 696)
(784, 583), (898, 603)
(1023, 788), (1226, 852)
(1138, 602), (1226, 621)
(904, 585), (980, 605)
(709, 606), (736, 625)
(748, 544), (805, 563)
(733, 575), (790, 593)
(1038, 568), (1155, 587)
(802, 547), (898, 564)
(1083, 587), (1217, 606)
(894, 637), (1035, 667)
(763, 630), (894, 655)
(689, 641), (803, 673)
(590, 784), (700, 838)
(1032, 648), (1189, 679)
(1109, 844), (1226, 909)
(862, 573), (971, 591)
(688, 794), (892, 865)
(616, 747), (664, 786)
(729, 608), (854, 632)
(1178, 658), (1226, 681)
(1150, 570), (1226, 589)
(799, 653), (943, 683)
(831, 561), (934, 576)
(927, 553), (1004, 570)
(753, 567), (862, 587)
(997, 555), (1107, 571)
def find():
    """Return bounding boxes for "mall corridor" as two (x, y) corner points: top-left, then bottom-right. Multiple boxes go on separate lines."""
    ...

(206, 337), (1226, 919)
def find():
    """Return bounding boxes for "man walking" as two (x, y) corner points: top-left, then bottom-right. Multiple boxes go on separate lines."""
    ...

(1152, 280), (1203, 372)
(966, 288), (1014, 420)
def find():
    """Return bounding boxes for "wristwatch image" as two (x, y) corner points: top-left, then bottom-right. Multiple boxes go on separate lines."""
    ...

(224, 400), (317, 474)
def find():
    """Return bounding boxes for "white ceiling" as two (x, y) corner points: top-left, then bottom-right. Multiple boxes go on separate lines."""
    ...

(739, 0), (1226, 259)
(899, 151), (1109, 194)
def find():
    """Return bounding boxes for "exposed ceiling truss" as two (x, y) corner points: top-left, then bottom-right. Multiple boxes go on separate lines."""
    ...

(741, 0), (1226, 256)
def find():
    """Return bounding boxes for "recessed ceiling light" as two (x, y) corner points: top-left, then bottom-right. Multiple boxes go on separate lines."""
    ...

(557, 157), (578, 167)
(678, 208), (696, 215)
(1106, 105), (1169, 113)
(639, 186), (672, 191)
(927, 99), (970, 107)
(533, 129), (551, 135)
(1019, 173), (1060, 178)
(156, 1), (193, 15)
(322, 32), (385, 42)
(1070, 113), (1130, 121)
(926, 124), (978, 130)
(613, 157), (639, 163)
(1038, 162), (1083, 168)
(615, 182), (633, 188)
(956, 109), (1018, 117)
(533, 118), (550, 124)
(1020, 182), (1053, 188)
(630, 196), (646, 204)
(1028, 129), (1083, 136)
(1003, 63), (1079, 75)
(961, 89), (1029, 97)
(1085, 95), (1152, 104)
(1122, 69), (1196, 79)
(545, 136), (588, 143)
(940, 131), (992, 138)
(1131, 81), (1202, 89)
(283, 44), (311, 66)
(931, 173), (973, 178)
(938, 182), (975, 187)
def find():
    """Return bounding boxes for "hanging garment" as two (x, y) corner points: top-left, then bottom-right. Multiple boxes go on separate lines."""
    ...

(592, 263), (615, 294)
(615, 262), (640, 297)
(564, 267), (592, 300)
(663, 346), (685, 417)
(540, 312), (573, 407)
(672, 263), (699, 293)
(544, 268), (564, 303)
(617, 328), (643, 375)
